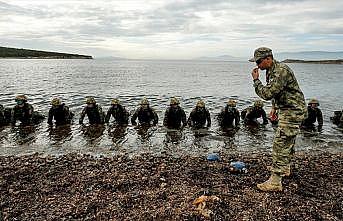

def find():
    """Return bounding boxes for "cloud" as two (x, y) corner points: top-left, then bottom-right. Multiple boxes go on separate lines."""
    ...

(0, 0), (342, 58)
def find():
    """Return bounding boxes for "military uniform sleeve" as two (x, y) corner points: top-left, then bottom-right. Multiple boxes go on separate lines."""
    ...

(181, 109), (187, 127)
(131, 108), (138, 125)
(206, 109), (211, 127)
(235, 109), (240, 126)
(79, 107), (86, 124)
(253, 68), (288, 100)
(105, 107), (112, 123)
(97, 105), (105, 123)
(163, 108), (169, 126)
(47, 108), (54, 125)
(152, 109), (158, 126)
(187, 110), (194, 126)
(317, 108), (323, 127)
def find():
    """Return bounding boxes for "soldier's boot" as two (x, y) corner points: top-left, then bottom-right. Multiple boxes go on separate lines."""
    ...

(267, 165), (291, 177)
(257, 173), (283, 192)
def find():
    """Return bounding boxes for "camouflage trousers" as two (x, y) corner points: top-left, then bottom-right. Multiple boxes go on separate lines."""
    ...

(272, 109), (306, 175)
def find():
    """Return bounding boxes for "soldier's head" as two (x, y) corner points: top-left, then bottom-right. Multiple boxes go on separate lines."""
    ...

(15, 95), (27, 106)
(51, 98), (61, 108)
(196, 100), (205, 110)
(170, 97), (179, 107)
(111, 98), (120, 108)
(249, 47), (273, 70)
(140, 98), (149, 109)
(254, 100), (264, 109)
(227, 99), (237, 108)
(308, 99), (319, 108)
(86, 97), (96, 107)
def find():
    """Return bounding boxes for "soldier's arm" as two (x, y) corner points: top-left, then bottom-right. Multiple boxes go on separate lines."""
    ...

(131, 109), (138, 125)
(163, 108), (169, 127)
(206, 109), (211, 127)
(317, 108), (323, 127)
(235, 109), (240, 127)
(79, 107), (86, 124)
(187, 111), (194, 126)
(47, 108), (53, 125)
(181, 109), (187, 127)
(253, 69), (288, 100)
(97, 105), (105, 123)
(105, 107), (112, 124)
(124, 108), (129, 124)
(152, 110), (158, 126)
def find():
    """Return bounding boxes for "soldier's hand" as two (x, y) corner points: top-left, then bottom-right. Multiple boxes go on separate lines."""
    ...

(251, 67), (259, 80)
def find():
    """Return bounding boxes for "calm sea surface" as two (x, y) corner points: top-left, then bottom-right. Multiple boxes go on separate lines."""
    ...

(0, 59), (342, 156)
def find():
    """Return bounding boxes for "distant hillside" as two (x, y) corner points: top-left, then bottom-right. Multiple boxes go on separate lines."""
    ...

(283, 59), (343, 64)
(0, 46), (92, 59)
(276, 51), (343, 61)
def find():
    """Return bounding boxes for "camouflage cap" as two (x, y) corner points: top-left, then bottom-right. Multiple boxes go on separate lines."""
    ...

(51, 98), (61, 106)
(249, 47), (273, 62)
(15, 95), (27, 101)
(170, 97), (179, 105)
(308, 99), (319, 105)
(111, 98), (120, 105)
(227, 99), (237, 107)
(196, 100), (205, 108)
(86, 97), (96, 104)
(254, 100), (264, 107)
(140, 98), (149, 105)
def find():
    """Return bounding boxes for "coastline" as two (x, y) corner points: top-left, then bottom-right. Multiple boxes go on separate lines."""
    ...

(282, 59), (343, 64)
(1, 151), (341, 220)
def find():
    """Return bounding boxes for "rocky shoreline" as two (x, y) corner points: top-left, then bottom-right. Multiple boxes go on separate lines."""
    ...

(0, 151), (342, 220)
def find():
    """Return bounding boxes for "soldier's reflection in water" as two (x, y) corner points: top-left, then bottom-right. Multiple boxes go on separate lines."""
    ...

(135, 125), (157, 141)
(81, 124), (105, 144)
(108, 125), (128, 149)
(164, 129), (183, 145)
(48, 124), (72, 144)
(12, 125), (37, 145)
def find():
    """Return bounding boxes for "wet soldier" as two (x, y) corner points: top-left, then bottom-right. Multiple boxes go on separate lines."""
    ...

(187, 100), (211, 129)
(163, 97), (187, 129)
(79, 97), (105, 125)
(47, 98), (73, 126)
(131, 98), (158, 126)
(11, 95), (34, 126)
(331, 110), (343, 128)
(241, 100), (268, 125)
(301, 99), (323, 131)
(250, 47), (307, 191)
(105, 98), (129, 126)
(218, 99), (240, 129)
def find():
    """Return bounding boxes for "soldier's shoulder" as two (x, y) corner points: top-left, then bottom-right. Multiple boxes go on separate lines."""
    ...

(276, 61), (293, 74)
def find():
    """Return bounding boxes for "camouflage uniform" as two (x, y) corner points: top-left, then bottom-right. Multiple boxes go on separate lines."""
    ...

(218, 100), (240, 128)
(105, 99), (129, 126)
(163, 98), (187, 129)
(187, 100), (211, 129)
(302, 99), (323, 130)
(79, 97), (104, 125)
(11, 102), (34, 126)
(253, 50), (306, 177)
(131, 98), (158, 126)
(48, 98), (73, 126)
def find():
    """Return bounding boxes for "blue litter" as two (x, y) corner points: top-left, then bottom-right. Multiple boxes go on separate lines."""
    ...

(207, 153), (220, 161)
(229, 161), (247, 173)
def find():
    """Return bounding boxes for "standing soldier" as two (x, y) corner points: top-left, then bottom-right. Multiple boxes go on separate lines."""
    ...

(187, 100), (211, 129)
(131, 98), (158, 126)
(301, 99), (323, 131)
(47, 98), (73, 126)
(250, 47), (307, 191)
(163, 97), (187, 129)
(105, 98), (129, 126)
(79, 97), (104, 125)
(218, 99), (240, 129)
(241, 100), (268, 125)
(11, 95), (34, 126)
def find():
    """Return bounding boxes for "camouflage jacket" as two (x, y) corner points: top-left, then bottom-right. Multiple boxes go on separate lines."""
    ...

(48, 104), (73, 126)
(105, 105), (129, 125)
(131, 106), (158, 126)
(79, 104), (104, 124)
(302, 106), (323, 127)
(163, 106), (187, 129)
(218, 106), (240, 128)
(253, 60), (306, 116)
(187, 107), (211, 129)
(11, 103), (34, 125)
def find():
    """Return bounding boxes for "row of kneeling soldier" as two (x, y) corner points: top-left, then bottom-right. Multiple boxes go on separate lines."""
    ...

(0, 95), (342, 129)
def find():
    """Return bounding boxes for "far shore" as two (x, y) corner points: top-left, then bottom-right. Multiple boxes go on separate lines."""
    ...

(282, 59), (343, 64)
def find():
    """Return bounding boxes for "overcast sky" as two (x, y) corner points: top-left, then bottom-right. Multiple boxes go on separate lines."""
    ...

(1, 0), (342, 59)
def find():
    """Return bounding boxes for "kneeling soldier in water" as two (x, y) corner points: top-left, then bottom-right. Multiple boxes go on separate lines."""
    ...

(131, 98), (158, 126)
(48, 98), (73, 126)
(11, 95), (34, 126)
(187, 100), (211, 129)
(241, 100), (268, 125)
(163, 97), (187, 129)
(79, 97), (105, 125)
(105, 98), (129, 126)
(301, 99), (323, 131)
(218, 99), (240, 129)
(331, 110), (343, 128)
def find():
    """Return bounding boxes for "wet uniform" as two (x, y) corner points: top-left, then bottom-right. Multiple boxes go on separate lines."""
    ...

(218, 106), (240, 128)
(48, 104), (73, 126)
(241, 106), (268, 125)
(131, 106), (158, 126)
(163, 106), (187, 129)
(11, 103), (34, 125)
(105, 104), (129, 125)
(79, 104), (104, 124)
(302, 106), (323, 129)
(187, 107), (211, 129)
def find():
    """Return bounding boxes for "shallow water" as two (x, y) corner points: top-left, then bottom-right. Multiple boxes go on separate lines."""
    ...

(0, 59), (342, 156)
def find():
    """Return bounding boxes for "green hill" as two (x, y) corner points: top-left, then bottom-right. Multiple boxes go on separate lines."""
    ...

(0, 46), (92, 59)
